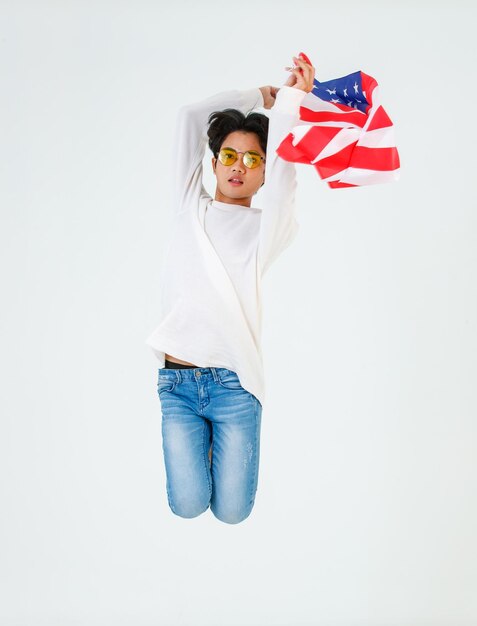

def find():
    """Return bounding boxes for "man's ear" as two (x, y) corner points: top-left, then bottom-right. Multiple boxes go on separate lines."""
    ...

(212, 157), (216, 174)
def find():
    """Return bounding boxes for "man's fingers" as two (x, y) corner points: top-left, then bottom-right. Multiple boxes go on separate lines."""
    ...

(291, 57), (313, 79)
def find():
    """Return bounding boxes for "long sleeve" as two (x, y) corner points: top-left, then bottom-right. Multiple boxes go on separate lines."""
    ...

(146, 87), (308, 408)
(170, 87), (265, 215)
(257, 86), (307, 275)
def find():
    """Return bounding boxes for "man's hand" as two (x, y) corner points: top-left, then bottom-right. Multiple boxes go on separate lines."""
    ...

(259, 54), (315, 108)
(284, 55), (315, 93)
(259, 85), (280, 109)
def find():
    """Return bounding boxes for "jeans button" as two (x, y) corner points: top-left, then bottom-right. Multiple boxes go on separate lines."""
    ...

(196, 371), (201, 377)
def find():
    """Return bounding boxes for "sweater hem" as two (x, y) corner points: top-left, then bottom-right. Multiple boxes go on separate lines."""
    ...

(145, 337), (264, 408)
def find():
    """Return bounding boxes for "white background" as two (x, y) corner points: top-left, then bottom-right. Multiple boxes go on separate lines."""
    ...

(1, 1), (476, 625)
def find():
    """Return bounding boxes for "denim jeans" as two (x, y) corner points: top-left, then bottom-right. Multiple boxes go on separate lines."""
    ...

(157, 366), (262, 524)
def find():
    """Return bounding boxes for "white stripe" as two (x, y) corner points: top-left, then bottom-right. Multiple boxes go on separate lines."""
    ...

(290, 118), (361, 135)
(356, 125), (396, 148)
(321, 166), (400, 186)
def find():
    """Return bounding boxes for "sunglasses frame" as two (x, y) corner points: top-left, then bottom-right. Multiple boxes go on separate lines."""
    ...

(217, 147), (266, 169)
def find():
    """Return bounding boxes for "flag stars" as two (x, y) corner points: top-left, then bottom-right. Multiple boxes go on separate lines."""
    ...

(326, 87), (337, 95)
(353, 81), (359, 94)
(343, 87), (348, 97)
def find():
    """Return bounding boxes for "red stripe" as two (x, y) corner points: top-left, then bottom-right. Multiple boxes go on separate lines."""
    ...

(311, 144), (400, 179)
(294, 125), (342, 159)
(314, 143), (357, 179)
(275, 133), (312, 163)
(276, 126), (343, 164)
(299, 105), (367, 127)
(328, 180), (358, 188)
(367, 105), (393, 132)
(349, 146), (400, 171)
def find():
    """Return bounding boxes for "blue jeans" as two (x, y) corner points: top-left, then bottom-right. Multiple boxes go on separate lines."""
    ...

(157, 366), (262, 524)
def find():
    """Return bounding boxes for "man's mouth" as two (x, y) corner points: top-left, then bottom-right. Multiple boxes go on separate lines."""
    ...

(228, 178), (243, 185)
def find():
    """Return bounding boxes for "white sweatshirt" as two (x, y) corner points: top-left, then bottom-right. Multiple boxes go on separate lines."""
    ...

(145, 85), (307, 408)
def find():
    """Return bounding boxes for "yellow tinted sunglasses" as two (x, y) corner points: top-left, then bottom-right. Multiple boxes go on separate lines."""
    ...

(217, 147), (266, 169)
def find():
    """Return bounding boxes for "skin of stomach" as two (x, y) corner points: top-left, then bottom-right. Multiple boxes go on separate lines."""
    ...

(165, 353), (198, 367)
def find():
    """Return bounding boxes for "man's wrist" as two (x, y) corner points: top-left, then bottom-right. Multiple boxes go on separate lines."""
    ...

(273, 85), (307, 113)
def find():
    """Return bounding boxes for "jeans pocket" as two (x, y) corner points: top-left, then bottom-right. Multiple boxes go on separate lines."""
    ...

(157, 370), (177, 393)
(217, 369), (243, 390)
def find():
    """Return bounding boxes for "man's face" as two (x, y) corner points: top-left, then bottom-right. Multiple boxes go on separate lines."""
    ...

(211, 131), (266, 207)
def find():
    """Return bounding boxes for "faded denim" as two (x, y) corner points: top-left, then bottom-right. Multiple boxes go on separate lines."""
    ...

(157, 366), (262, 524)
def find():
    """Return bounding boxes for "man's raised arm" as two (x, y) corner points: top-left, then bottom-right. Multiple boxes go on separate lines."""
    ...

(258, 85), (307, 275)
(170, 88), (264, 215)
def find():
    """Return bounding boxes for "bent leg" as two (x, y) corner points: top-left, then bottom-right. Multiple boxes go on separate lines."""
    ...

(209, 393), (262, 524)
(161, 396), (212, 518)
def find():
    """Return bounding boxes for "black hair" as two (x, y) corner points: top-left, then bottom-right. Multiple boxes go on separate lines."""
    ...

(207, 109), (269, 159)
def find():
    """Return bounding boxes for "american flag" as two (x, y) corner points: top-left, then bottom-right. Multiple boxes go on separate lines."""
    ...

(276, 70), (400, 188)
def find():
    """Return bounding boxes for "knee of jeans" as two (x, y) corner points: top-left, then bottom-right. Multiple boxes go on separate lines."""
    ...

(168, 497), (210, 519)
(211, 502), (254, 525)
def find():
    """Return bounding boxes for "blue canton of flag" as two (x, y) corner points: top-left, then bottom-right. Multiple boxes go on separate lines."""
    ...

(311, 70), (369, 113)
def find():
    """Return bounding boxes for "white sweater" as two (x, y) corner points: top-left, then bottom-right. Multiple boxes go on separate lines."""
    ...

(145, 85), (307, 408)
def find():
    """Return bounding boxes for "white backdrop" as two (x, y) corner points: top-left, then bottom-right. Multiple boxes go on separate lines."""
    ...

(1, 1), (476, 625)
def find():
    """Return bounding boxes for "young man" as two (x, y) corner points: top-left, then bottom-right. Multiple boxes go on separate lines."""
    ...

(145, 56), (315, 524)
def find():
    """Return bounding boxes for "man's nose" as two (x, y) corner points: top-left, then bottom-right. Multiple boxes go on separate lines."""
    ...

(231, 155), (245, 172)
